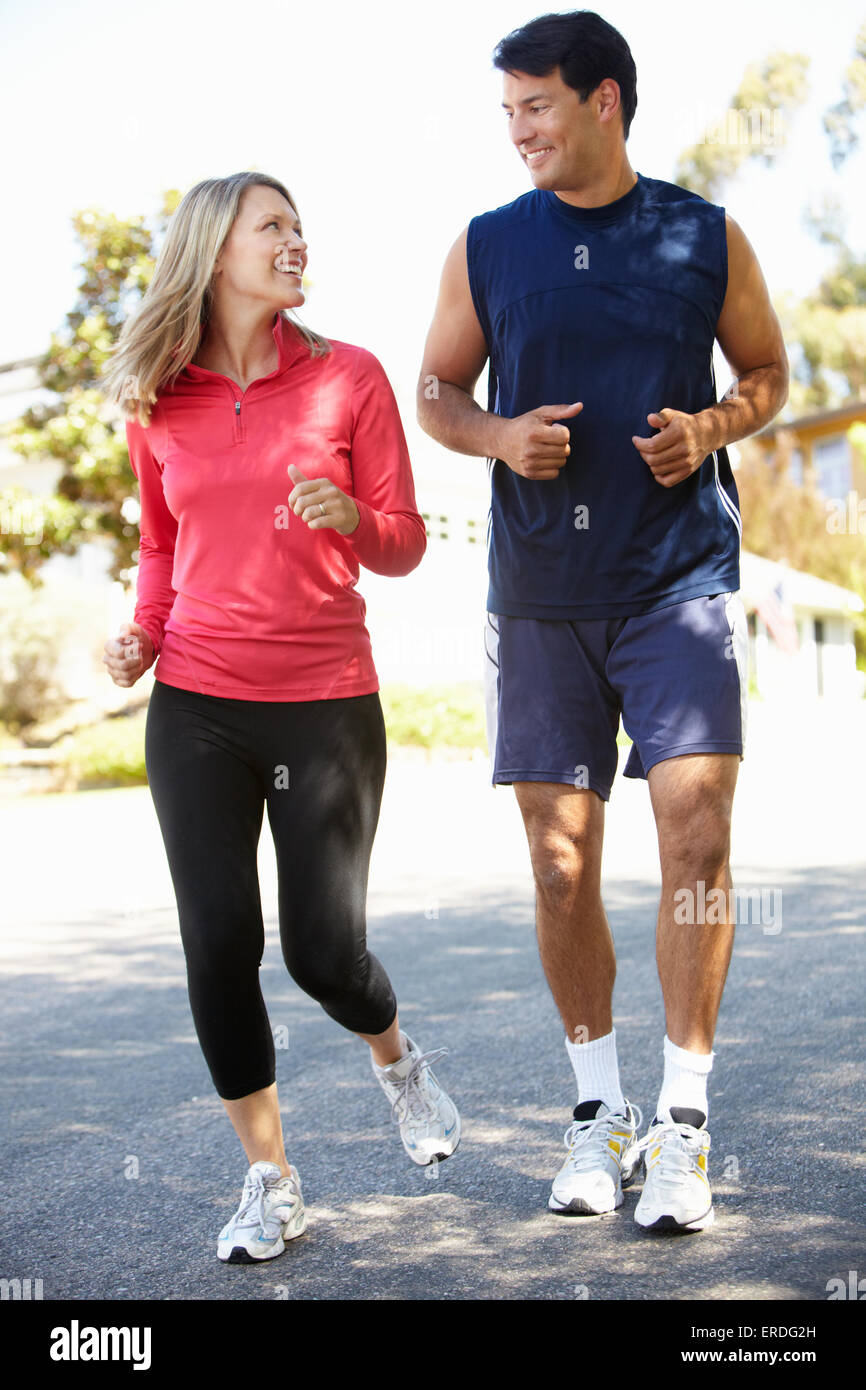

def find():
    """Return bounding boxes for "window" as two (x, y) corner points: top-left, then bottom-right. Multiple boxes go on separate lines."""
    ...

(813, 435), (851, 499)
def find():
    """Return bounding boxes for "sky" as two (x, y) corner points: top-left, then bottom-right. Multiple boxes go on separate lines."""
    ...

(1, 0), (865, 476)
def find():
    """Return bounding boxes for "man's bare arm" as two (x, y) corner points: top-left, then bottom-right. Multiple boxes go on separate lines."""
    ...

(416, 228), (500, 456)
(705, 213), (789, 445)
(417, 228), (581, 481)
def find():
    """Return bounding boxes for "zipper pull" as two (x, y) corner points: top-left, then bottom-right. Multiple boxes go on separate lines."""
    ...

(235, 400), (241, 415)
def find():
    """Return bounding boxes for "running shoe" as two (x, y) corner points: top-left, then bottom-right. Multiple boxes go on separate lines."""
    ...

(548, 1099), (643, 1214)
(217, 1159), (306, 1263)
(372, 1031), (460, 1165)
(633, 1107), (714, 1232)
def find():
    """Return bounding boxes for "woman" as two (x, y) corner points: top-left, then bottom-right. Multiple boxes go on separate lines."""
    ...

(99, 171), (459, 1264)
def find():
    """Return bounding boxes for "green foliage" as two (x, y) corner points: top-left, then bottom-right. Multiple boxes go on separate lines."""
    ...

(0, 585), (69, 731)
(0, 191), (182, 586)
(22, 685), (489, 793)
(54, 707), (149, 789)
(737, 436), (865, 584)
(0, 483), (82, 583)
(675, 52), (809, 201)
(736, 434), (866, 663)
(776, 294), (866, 412)
(680, 26), (866, 652)
(823, 21), (866, 168)
(378, 683), (487, 750)
(674, 25), (866, 414)
(776, 22), (866, 412)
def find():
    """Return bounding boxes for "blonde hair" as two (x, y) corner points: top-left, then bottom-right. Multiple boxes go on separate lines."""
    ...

(99, 172), (330, 427)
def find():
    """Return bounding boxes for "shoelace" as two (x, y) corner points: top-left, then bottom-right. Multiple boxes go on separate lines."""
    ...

(232, 1168), (295, 1237)
(387, 1047), (449, 1126)
(636, 1120), (709, 1180)
(562, 1103), (642, 1171)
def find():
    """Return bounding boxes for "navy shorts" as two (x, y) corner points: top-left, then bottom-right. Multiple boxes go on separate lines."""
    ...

(484, 593), (748, 801)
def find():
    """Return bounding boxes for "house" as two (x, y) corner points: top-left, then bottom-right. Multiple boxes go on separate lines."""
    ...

(753, 400), (866, 502)
(742, 402), (866, 699)
(738, 551), (864, 702)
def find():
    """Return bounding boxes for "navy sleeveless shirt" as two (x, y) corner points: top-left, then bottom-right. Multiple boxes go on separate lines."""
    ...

(466, 172), (741, 619)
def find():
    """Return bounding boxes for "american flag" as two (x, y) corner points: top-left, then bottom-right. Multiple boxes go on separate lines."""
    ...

(756, 579), (799, 654)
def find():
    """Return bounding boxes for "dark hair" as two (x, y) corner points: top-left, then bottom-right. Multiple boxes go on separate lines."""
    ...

(492, 10), (637, 141)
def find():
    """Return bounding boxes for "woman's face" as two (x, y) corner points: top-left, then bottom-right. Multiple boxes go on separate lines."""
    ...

(212, 184), (308, 311)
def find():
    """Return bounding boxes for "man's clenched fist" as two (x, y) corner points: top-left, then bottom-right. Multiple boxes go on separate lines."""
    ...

(499, 401), (583, 480)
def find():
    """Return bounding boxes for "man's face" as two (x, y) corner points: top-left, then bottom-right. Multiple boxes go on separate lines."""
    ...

(501, 67), (606, 189)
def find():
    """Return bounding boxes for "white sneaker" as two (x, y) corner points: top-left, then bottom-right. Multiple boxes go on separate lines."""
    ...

(372, 1031), (460, 1166)
(548, 1099), (643, 1214)
(217, 1160), (306, 1263)
(634, 1109), (715, 1232)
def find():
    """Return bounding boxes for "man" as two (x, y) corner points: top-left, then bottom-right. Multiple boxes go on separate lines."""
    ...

(417, 10), (788, 1232)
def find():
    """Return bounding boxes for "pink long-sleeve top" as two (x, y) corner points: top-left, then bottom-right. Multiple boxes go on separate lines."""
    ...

(125, 312), (427, 700)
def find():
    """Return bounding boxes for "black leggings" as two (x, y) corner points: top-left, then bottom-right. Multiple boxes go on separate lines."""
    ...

(144, 678), (397, 1100)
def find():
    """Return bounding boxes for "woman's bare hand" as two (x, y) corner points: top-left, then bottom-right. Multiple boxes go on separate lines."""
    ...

(287, 464), (360, 535)
(103, 621), (155, 688)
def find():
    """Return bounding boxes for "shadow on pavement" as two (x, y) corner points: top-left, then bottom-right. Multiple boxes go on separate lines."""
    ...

(0, 866), (863, 1300)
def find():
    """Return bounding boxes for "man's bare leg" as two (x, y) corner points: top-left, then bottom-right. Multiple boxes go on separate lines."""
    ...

(648, 753), (740, 1055)
(514, 780), (641, 1215)
(633, 752), (740, 1231)
(512, 781), (612, 1041)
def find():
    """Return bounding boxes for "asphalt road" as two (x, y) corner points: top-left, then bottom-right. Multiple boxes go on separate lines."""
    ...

(0, 701), (864, 1303)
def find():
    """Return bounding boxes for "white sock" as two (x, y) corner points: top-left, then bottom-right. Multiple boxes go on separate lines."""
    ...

(564, 1028), (625, 1113)
(656, 1035), (713, 1122)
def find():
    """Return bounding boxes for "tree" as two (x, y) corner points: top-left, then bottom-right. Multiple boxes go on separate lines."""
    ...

(675, 24), (866, 667)
(823, 21), (866, 168)
(0, 191), (181, 584)
(675, 28), (866, 414)
(674, 52), (810, 202)
(779, 22), (866, 413)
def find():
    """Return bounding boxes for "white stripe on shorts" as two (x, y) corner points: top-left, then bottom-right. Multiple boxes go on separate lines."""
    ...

(483, 612), (500, 782)
(723, 590), (749, 752)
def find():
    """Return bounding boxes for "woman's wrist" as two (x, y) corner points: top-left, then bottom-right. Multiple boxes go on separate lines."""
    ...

(339, 500), (361, 536)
